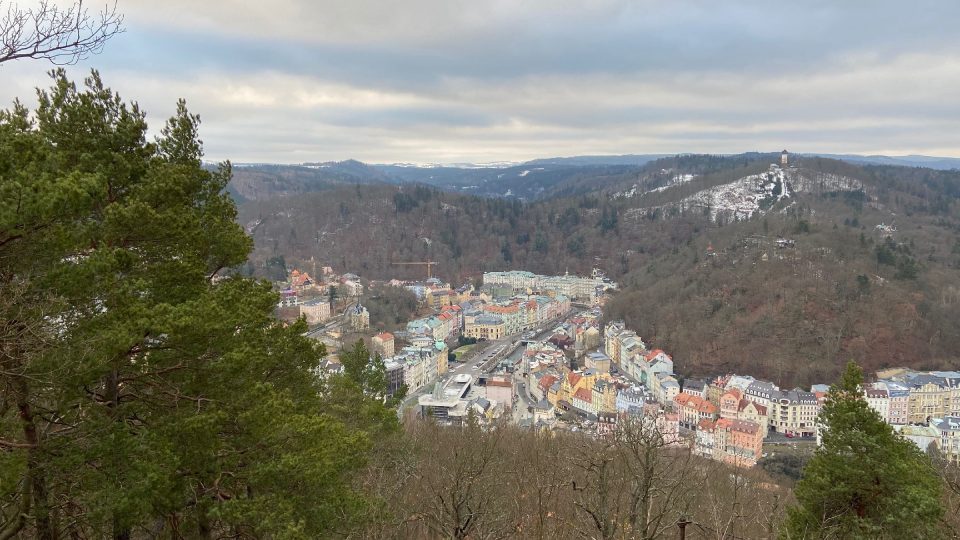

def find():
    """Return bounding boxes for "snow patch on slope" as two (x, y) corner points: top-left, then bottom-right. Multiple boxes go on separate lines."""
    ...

(673, 166), (862, 222)
(614, 173), (697, 199)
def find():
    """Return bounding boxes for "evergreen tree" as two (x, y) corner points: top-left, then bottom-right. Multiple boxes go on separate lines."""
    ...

(0, 71), (391, 538)
(781, 362), (944, 539)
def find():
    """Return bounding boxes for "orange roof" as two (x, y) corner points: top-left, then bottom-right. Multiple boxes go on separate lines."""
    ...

(676, 393), (707, 409)
(728, 419), (760, 435)
(723, 388), (743, 400)
(715, 418), (733, 429)
(539, 375), (558, 391)
(698, 418), (716, 431)
(567, 372), (583, 388)
(574, 388), (592, 403)
(697, 401), (717, 414)
(375, 332), (394, 341)
(644, 349), (669, 362)
(486, 379), (512, 388)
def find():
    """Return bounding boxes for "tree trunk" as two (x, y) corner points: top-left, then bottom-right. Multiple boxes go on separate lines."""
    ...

(16, 379), (56, 540)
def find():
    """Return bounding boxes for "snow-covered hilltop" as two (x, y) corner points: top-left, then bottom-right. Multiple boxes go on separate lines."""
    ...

(635, 164), (865, 223)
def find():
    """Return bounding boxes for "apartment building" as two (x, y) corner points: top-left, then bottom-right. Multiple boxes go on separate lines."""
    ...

(769, 389), (819, 437)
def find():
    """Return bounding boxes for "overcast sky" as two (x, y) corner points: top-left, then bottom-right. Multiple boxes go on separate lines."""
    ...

(2, 0), (959, 164)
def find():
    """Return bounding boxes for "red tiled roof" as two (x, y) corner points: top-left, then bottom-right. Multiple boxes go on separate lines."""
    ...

(375, 332), (394, 341)
(723, 388), (743, 401)
(644, 349), (670, 362)
(539, 375), (558, 391)
(486, 379), (512, 388)
(574, 388), (592, 403)
(728, 419), (760, 435)
(567, 372), (583, 388)
(697, 400), (717, 414)
(698, 418), (716, 431)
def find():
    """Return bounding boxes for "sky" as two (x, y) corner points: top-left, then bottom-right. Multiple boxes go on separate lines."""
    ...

(2, 0), (959, 164)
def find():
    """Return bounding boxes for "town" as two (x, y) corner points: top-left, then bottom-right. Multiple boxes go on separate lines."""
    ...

(272, 264), (960, 470)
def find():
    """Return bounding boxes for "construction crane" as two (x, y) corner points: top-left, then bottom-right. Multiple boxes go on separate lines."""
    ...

(392, 261), (438, 279)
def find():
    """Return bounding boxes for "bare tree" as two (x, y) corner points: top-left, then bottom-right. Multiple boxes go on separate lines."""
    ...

(511, 431), (574, 540)
(1, 1), (123, 65)
(697, 460), (789, 540)
(569, 435), (625, 540)
(614, 414), (697, 540)
(409, 418), (512, 540)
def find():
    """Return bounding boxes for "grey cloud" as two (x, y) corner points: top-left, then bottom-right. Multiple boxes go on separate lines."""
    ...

(1, 1), (959, 162)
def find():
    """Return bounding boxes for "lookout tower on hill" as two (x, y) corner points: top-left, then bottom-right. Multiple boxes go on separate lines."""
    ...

(781, 149), (789, 167)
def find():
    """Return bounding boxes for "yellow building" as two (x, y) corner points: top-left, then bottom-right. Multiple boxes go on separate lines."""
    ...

(591, 380), (618, 414)
(908, 381), (951, 423)
(435, 341), (449, 376)
(464, 315), (506, 340)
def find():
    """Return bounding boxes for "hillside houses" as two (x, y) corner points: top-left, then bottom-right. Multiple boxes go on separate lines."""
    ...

(602, 318), (824, 467)
(272, 266), (361, 324)
(601, 317), (960, 466)
(695, 418), (765, 467)
(674, 393), (717, 429)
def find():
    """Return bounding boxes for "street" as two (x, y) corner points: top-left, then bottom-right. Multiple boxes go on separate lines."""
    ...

(400, 311), (576, 420)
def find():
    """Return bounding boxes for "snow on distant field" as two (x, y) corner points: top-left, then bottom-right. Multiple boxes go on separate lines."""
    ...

(518, 170), (531, 177)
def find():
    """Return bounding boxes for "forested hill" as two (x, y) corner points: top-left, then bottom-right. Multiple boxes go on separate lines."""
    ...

(237, 155), (960, 387)
(226, 159), (654, 202)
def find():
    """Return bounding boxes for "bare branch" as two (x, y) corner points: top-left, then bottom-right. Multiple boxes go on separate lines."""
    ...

(0, 0), (124, 65)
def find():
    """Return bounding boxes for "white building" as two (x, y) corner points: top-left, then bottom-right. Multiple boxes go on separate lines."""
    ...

(864, 387), (890, 423)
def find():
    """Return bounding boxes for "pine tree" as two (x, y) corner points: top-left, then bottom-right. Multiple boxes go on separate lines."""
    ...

(0, 71), (392, 538)
(781, 362), (944, 539)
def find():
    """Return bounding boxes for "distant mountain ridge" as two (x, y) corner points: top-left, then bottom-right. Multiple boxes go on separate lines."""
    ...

(224, 152), (960, 202)
(806, 154), (960, 170)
